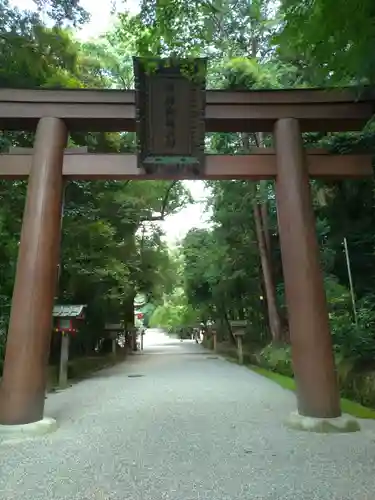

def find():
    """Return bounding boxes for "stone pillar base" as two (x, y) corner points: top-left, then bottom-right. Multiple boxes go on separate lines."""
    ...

(0, 417), (58, 444)
(285, 411), (360, 433)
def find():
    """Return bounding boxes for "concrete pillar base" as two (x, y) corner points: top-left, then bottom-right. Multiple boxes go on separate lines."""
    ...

(285, 411), (360, 433)
(0, 417), (58, 444)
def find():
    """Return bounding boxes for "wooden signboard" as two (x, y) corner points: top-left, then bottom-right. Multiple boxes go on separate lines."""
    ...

(133, 57), (207, 177)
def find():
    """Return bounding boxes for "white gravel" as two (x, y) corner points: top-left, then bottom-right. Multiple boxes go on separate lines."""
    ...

(1, 331), (375, 500)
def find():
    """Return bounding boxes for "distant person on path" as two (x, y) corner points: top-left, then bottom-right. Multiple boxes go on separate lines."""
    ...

(198, 323), (207, 343)
(179, 327), (184, 342)
(193, 328), (200, 343)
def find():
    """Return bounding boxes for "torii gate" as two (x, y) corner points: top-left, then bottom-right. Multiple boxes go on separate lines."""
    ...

(0, 57), (374, 433)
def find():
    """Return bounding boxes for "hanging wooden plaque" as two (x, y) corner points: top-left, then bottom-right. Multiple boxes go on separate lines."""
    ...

(133, 57), (207, 177)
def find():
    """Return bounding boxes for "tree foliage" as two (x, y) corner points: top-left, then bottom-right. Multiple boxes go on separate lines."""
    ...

(0, 0), (190, 368)
(278, 0), (375, 85)
(133, 0), (375, 371)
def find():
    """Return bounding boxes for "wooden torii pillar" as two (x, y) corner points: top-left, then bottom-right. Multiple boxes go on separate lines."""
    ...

(0, 117), (67, 426)
(274, 118), (341, 420)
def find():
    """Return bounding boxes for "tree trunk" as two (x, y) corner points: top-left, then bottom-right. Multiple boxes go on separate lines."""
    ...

(223, 309), (236, 345)
(258, 269), (271, 340)
(124, 293), (135, 328)
(256, 133), (284, 344)
(241, 131), (283, 344)
(253, 201), (282, 343)
(238, 308), (245, 321)
(260, 197), (272, 260)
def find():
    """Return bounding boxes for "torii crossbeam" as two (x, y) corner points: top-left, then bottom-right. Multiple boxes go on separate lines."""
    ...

(0, 148), (372, 180)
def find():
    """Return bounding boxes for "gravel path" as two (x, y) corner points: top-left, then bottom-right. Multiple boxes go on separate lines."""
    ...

(1, 330), (375, 500)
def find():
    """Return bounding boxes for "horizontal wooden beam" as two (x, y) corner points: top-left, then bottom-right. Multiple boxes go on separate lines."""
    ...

(0, 152), (371, 180)
(0, 87), (373, 133)
(3, 87), (373, 104)
(8, 146), (88, 154)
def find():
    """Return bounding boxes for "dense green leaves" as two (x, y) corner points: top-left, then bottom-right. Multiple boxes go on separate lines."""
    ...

(278, 0), (375, 85)
(33, 0), (90, 26)
(180, 182), (271, 343)
(0, 1), (191, 364)
(135, 0), (375, 365)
